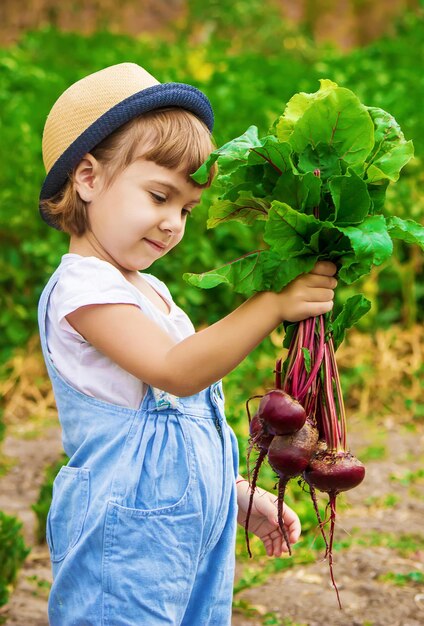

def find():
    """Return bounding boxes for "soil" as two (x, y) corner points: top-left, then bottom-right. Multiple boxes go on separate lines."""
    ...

(0, 415), (423, 626)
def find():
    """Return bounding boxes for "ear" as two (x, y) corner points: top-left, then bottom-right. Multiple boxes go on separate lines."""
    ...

(73, 154), (102, 202)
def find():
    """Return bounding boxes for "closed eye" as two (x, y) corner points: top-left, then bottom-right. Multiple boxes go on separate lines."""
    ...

(150, 192), (167, 204)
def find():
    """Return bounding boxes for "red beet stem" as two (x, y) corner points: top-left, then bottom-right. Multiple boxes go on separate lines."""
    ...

(283, 323), (301, 391)
(277, 478), (292, 556)
(275, 357), (282, 390)
(297, 316), (325, 403)
(308, 484), (329, 553)
(245, 448), (267, 558)
(328, 494), (342, 610)
(291, 322), (304, 399)
(323, 342), (339, 450)
(317, 332), (348, 452)
(247, 414), (273, 484)
(328, 338), (347, 450)
(245, 394), (264, 425)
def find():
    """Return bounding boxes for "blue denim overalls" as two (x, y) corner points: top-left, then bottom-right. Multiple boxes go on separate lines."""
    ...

(38, 268), (239, 626)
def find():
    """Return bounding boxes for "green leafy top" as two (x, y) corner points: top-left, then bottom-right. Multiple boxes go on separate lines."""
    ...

(185, 80), (418, 310)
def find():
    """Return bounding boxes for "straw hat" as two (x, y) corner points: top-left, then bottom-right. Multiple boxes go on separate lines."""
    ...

(40, 62), (214, 226)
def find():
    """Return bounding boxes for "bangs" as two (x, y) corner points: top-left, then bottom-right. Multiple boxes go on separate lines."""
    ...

(91, 107), (216, 191)
(134, 108), (216, 186)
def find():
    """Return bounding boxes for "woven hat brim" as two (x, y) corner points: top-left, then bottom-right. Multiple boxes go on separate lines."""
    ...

(39, 82), (214, 228)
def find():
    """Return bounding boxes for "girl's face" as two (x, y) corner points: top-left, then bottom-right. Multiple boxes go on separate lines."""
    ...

(80, 157), (203, 272)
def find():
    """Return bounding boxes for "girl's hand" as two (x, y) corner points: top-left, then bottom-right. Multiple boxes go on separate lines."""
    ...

(272, 260), (338, 323)
(236, 479), (301, 557)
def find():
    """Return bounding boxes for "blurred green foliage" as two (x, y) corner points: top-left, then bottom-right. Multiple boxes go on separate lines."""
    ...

(0, 7), (423, 365)
(0, 510), (30, 606)
(31, 453), (68, 545)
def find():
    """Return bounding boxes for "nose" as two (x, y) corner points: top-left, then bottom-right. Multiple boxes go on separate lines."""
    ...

(160, 208), (185, 235)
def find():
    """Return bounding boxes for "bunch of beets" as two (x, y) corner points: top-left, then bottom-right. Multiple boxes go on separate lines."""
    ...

(184, 79), (420, 607)
(245, 313), (365, 608)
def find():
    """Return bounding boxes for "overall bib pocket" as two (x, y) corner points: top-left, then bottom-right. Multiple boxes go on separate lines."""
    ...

(116, 412), (194, 513)
(46, 466), (90, 562)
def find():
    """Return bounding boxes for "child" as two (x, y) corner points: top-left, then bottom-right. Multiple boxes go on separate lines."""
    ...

(38, 63), (337, 626)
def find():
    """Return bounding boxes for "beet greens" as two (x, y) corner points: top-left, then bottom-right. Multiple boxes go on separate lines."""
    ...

(185, 80), (423, 607)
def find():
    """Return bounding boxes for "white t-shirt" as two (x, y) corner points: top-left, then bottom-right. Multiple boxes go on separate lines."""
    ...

(46, 254), (195, 409)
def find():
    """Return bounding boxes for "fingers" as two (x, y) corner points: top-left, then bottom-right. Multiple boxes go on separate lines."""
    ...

(266, 526), (299, 556)
(282, 506), (301, 544)
(302, 270), (337, 315)
(248, 493), (302, 557)
(310, 260), (338, 277)
(301, 280), (336, 316)
(262, 529), (286, 557)
(305, 300), (335, 317)
(275, 260), (339, 323)
(306, 287), (336, 303)
(268, 506), (302, 556)
(303, 272), (338, 290)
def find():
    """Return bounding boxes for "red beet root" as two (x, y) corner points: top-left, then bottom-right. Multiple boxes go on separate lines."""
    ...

(304, 450), (365, 609)
(262, 421), (317, 555)
(259, 389), (306, 436)
(304, 450), (365, 495)
(268, 420), (318, 478)
(249, 413), (274, 451)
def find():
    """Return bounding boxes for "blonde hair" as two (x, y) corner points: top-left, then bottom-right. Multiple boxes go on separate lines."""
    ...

(40, 108), (216, 235)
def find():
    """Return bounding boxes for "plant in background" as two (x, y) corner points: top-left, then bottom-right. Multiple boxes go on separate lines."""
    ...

(185, 79), (422, 606)
(0, 510), (30, 606)
(32, 454), (68, 545)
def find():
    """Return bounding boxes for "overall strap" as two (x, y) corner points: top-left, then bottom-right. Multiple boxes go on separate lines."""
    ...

(37, 266), (156, 414)
(38, 268), (62, 378)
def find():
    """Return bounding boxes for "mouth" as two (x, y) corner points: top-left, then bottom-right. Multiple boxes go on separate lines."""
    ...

(144, 238), (167, 252)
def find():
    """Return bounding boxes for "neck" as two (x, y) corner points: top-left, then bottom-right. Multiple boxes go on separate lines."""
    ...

(69, 233), (137, 281)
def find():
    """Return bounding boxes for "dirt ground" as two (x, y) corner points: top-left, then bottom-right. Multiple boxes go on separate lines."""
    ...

(0, 414), (423, 626)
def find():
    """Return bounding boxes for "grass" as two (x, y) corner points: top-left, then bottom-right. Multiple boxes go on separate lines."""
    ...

(378, 571), (424, 586)
(358, 444), (387, 462)
(26, 574), (51, 598)
(389, 468), (424, 486)
(356, 530), (423, 556)
(363, 493), (400, 508)
(232, 597), (308, 626)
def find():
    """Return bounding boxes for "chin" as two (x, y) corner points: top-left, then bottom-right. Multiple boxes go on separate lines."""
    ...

(115, 257), (150, 272)
(135, 259), (154, 271)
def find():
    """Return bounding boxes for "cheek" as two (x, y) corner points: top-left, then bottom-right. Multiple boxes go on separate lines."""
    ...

(173, 226), (186, 246)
